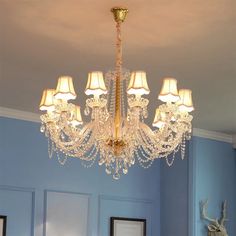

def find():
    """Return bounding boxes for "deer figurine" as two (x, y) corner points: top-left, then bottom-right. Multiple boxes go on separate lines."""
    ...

(200, 200), (228, 236)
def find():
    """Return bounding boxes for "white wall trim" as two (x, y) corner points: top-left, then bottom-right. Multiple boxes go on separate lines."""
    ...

(232, 135), (236, 148)
(192, 128), (232, 144)
(0, 106), (233, 143)
(0, 106), (40, 123)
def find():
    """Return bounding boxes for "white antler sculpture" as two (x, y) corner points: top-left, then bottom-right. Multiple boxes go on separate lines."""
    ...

(200, 200), (228, 236)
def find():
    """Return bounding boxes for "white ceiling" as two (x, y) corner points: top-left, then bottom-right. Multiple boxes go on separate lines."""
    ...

(0, 0), (236, 133)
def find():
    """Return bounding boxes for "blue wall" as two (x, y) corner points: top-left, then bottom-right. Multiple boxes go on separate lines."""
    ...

(0, 117), (160, 236)
(1, 117), (236, 236)
(160, 136), (236, 236)
(191, 137), (236, 236)
(160, 148), (189, 236)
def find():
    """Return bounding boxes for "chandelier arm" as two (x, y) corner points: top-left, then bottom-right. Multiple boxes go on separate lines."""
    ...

(62, 133), (95, 157)
(139, 132), (156, 154)
(158, 120), (188, 143)
(79, 144), (99, 162)
(139, 124), (159, 148)
(154, 131), (185, 158)
(67, 124), (100, 155)
(57, 122), (92, 146)
(81, 149), (98, 167)
(155, 136), (181, 154)
(47, 122), (95, 156)
(61, 143), (95, 160)
(56, 141), (98, 163)
(136, 128), (160, 159)
(51, 136), (92, 157)
(56, 138), (96, 160)
(137, 155), (154, 169)
(136, 146), (155, 162)
(138, 121), (189, 160)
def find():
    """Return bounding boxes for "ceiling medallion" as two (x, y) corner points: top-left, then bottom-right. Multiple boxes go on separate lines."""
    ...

(39, 7), (194, 180)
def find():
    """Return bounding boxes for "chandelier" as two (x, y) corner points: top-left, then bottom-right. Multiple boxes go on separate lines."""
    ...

(39, 7), (194, 180)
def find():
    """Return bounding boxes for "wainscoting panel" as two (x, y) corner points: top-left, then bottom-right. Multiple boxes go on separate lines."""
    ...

(98, 195), (154, 236)
(44, 190), (90, 236)
(0, 186), (35, 236)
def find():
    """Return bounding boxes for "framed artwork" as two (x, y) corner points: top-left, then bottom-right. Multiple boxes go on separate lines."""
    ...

(110, 217), (146, 236)
(0, 216), (7, 236)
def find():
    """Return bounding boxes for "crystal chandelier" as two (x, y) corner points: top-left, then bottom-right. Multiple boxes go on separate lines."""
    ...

(39, 7), (194, 180)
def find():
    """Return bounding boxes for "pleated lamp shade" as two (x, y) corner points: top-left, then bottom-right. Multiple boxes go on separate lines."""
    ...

(158, 78), (180, 103)
(85, 71), (107, 96)
(39, 89), (56, 112)
(70, 105), (83, 126)
(177, 89), (194, 112)
(127, 71), (150, 95)
(54, 76), (77, 100)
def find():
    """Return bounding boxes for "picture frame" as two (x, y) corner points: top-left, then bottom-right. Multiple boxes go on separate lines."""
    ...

(0, 216), (7, 236)
(110, 217), (146, 236)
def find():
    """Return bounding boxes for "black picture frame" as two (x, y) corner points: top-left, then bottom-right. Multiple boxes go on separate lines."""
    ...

(0, 216), (7, 236)
(110, 217), (146, 236)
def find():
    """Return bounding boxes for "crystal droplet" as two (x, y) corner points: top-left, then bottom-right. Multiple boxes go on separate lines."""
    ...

(40, 125), (45, 133)
(131, 158), (135, 165)
(84, 106), (90, 116)
(60, 133), (65, 141)
(186, 133), (191, 140)
(143, 108), (148, 118)
(123, 168), (128, 175)
(45, 130), (49, 137)
(105, 167), (112, 175)
(113, 172), (120, 180)
(98, 159), (104, 166)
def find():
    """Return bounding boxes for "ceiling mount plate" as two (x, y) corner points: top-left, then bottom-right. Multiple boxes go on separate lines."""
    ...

(111, 7), (128, 23)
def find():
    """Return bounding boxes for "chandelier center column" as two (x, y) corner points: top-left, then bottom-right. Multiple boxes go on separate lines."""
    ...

(111, 7), (128, 140)
(114, 21), (122, 139)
